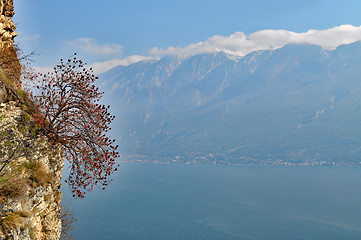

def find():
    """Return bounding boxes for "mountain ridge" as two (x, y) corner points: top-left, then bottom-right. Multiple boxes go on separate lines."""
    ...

(100, 41), (361, 165)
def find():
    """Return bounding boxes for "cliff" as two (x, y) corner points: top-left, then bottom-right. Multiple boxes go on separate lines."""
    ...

(0, 1), (63, 239)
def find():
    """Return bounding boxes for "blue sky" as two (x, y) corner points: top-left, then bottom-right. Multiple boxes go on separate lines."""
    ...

(13, 0), (361, 74)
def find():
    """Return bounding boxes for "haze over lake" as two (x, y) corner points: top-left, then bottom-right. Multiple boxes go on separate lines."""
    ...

(62, 163), (361, 240)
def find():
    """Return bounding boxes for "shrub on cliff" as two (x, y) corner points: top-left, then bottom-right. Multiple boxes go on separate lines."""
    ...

(24, 55), (119, 198)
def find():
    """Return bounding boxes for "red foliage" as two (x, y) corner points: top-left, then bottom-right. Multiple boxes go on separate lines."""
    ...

(28, 55), (119, 198)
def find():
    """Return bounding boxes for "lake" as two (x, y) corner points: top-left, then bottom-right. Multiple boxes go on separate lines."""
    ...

(61, 163), (361, 240)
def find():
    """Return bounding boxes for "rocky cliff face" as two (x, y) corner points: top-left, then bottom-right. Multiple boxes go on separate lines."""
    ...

(0, 0), (20, 86)
(0, 0), (16, 45)
(0, 102), (63, 240)
(0, 1), (63, 239)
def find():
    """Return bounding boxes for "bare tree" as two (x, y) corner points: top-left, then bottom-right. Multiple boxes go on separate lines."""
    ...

(60, 204), (77, 240)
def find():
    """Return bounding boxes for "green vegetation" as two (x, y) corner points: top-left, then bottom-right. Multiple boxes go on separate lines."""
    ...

(0, 111), (40, 175)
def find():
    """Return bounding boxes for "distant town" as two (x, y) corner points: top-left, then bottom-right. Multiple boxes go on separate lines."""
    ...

(118, 152), (360, 166)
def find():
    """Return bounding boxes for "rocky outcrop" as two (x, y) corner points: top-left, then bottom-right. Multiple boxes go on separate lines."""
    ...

(0, 0), (16, 46)
(0, 1), (63, 239)
(0, 102), (63, 240)
(0, 0), (20, 86)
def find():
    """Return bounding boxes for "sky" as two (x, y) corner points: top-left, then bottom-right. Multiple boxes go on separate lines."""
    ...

(12, 0), (361, 74)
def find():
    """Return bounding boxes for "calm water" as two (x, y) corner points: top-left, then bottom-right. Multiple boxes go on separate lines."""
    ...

(61, 164), (361, 240)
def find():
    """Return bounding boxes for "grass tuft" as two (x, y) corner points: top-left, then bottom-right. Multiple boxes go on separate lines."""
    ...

(0, 211), (31, 234)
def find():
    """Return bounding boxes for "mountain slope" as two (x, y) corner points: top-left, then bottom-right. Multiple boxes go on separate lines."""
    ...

(100, 42), (361, 164)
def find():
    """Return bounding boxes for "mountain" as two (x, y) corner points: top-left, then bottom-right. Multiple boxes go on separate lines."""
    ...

(99, 41), (361, 165)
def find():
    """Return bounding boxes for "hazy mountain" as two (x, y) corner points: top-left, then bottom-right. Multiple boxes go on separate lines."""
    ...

(99, 41), (361, 164)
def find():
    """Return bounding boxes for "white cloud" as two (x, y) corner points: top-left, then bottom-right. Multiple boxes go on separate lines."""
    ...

(90, 55), (156, 75)
(68, 38), (123, 56)
(36, 25), (361, 75)
(150, 25), (361, 57)
(30, 56), (155, 76)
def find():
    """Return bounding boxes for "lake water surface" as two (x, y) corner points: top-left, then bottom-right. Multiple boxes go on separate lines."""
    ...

(61, 164), (361, 240)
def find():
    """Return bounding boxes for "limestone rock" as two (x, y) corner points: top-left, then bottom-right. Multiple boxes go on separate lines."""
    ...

(0, 102), (64, 240)
(0, 1), (63, 239)
(0, 0), (16, 46)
